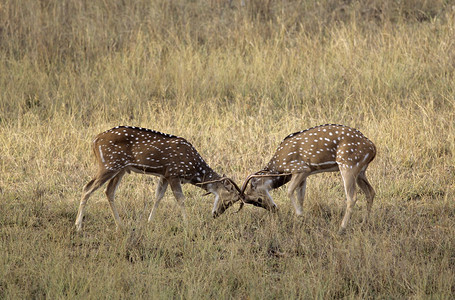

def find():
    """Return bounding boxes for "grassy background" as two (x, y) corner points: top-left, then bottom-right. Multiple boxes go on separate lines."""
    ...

(1, 0), (455, 298)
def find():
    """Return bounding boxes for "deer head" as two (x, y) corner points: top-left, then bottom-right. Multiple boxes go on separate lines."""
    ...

(198, 177), (245, 218)
(204, 175), (273, 217)
(238, 172), (291, 213)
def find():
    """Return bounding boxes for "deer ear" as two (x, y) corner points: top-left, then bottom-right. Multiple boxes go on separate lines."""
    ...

(250, 179), (256, 188)
(223, 179), (234, 191)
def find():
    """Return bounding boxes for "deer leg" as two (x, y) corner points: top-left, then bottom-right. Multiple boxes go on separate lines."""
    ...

(356, 170), (375, 224)
(287, 173), (307, 216)
(295, 180), (307, 215)
(105, 170), (125, 230)
(75, 170), (118, 231)
(148, 177), (168, 222)
(339, 167), (358, 234)
(168, 178), (188, 225)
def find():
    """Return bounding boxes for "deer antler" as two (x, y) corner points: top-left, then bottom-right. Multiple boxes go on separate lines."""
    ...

(196, 178), (241, 193)
(235, 201), (244, 213)
(196, 177), (247, 213)
(240, 174), (255, 195)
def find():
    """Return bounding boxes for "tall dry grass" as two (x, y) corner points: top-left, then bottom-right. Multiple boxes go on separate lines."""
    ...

(1, 0), (455, 298)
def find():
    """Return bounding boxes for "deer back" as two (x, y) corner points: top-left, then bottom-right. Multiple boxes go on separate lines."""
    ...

(93, 126), (216, 182)
(264, 124), (376, 174)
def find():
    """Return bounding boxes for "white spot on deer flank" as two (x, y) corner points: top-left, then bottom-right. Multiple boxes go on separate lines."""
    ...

(98, 146), (105, 163)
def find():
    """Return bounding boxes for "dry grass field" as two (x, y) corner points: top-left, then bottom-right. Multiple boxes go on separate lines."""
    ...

(1, 0), (455, 298)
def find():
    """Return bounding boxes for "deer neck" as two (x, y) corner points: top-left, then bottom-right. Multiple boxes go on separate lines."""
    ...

(256, 168), (292, 189)
(189, 165), (222, 191)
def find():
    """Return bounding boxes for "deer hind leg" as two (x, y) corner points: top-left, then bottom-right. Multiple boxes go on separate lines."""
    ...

(168, 178), (188, 225)
(148, 177), (168, 222)
(339, 167), (358, 234)
(75, 170), (118, 231)
(105, 170), (126, 230)
(287, 173), (308, 216)
(356, 170), (375, 224)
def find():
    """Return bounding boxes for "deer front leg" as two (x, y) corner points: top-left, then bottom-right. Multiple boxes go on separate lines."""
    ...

(168, 178), (188, 225)
(148, 177), (168, 222)
(287, 173), (307, 216)
(295, 180), (307, 216)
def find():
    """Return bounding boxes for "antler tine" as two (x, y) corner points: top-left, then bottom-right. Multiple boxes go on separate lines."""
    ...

(194, 178), (226, 185)
(235, 201), (244, 213)
(240, 174), (255, 195)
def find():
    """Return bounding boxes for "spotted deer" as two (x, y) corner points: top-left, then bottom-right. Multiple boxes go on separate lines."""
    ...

(240, 124), (376, 233)
(75, 126), (249, 231)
